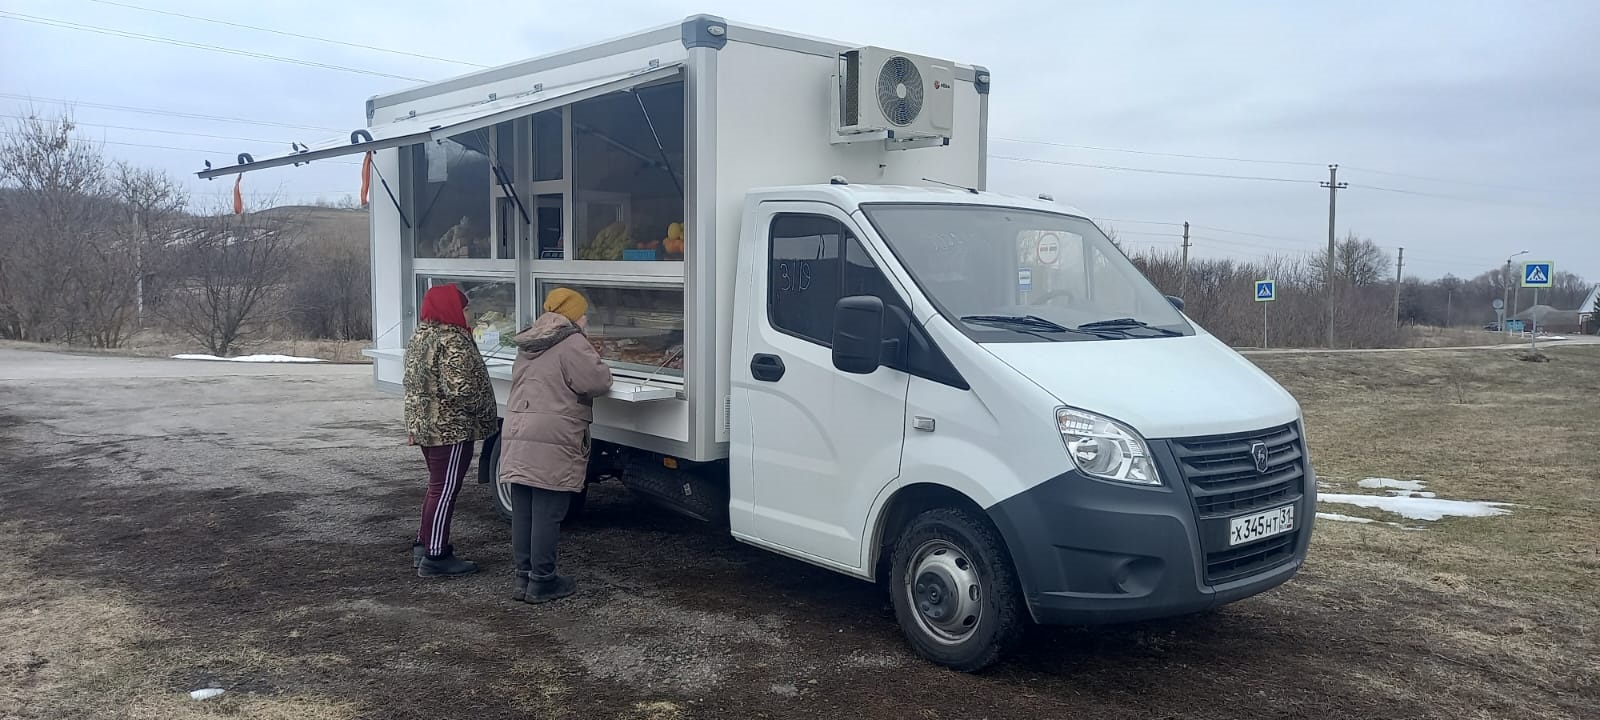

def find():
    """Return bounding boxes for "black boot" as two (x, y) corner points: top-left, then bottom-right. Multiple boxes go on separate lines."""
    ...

(511, 572), (533, 601)
(418, 553), (478, 577)
(525, 575), (576, 604)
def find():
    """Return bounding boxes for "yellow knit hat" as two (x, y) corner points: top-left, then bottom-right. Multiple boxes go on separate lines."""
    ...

(543, 288), (588, 323)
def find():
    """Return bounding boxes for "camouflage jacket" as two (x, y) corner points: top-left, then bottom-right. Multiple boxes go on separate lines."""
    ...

(403, 320), (499, 447)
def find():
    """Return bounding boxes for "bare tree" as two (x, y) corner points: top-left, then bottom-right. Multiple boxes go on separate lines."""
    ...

(113, 163), (188, 328)
(1310, 232), (1391, 288)
(0, 111), (130, 345)
(159, 202), (302, 356)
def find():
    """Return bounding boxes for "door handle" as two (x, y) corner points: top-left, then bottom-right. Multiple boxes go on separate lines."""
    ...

(750, 353), (786, 382)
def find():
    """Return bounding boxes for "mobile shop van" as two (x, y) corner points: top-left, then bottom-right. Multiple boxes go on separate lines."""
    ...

(199, 15), (1316, 671)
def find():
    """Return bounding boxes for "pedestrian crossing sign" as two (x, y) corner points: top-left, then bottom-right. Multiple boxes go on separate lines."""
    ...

(1255, 280), (1276, 302)
(1521, 262), (1553, 288)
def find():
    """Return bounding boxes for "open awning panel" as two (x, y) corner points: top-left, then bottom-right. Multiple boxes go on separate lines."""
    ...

(195, 62), (683, 179)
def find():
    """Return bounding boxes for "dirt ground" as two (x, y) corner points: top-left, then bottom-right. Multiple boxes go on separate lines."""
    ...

(1, 344), (1596, 720)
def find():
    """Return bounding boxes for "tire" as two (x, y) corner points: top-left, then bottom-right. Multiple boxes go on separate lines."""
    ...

(888, 507), (1026, 672)
(487, 439), (588, 522)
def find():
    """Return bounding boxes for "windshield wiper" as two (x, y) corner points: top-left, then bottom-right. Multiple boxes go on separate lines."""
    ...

(961, 314), (1072, 332)
(961, 314), (1124, 341)
(1076, 318), (1184, 337)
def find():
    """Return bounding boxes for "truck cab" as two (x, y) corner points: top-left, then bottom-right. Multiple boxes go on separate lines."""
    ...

(727, 184), (1314, 670)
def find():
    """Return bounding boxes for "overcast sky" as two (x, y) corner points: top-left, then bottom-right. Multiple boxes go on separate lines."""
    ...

(2, 0), (1596, 284)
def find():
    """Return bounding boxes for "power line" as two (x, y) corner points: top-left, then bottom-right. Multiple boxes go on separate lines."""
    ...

(990, 154), (1319, 185)
(0, 9), (427, 82)
(993, 136), (1324, 168)
(0, 114), (289, 144)
(1345, 182), (1590, 214)
(1340, 164), (1584, 196)
(998, 138), (1591, 200)
(1114, 230), (1184, 238)
(0, 93), (342, 133)
(1094, 217), (1188, 228)
(84, 0), (492, 69)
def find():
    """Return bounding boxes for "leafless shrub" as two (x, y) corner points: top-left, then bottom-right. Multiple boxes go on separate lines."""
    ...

(157, 201), (303, 356)
(287, 227), (371, 341)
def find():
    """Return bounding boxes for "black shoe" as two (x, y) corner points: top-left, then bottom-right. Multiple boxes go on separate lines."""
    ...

(512, 572), (531, 602)
(412, 543), (424, 569)
(525, 575), (576, 604)
(418, 553), (478, 577)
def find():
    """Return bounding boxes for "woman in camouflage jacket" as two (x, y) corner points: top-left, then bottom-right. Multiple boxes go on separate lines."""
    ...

(404, 284), (499, 577)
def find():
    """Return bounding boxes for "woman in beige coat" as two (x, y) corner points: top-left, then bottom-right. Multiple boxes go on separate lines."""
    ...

(499, 288), (613, 604)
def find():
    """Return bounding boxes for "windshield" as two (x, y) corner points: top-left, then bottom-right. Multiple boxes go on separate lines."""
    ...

(861, 204), (1192, 342)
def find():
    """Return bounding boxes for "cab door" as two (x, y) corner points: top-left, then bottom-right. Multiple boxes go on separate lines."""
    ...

(732, 203), (910, 569)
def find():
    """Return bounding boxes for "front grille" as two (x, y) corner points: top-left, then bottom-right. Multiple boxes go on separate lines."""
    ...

(1172, 423), (1305, 516)
(1171, 422), (1308, 585)
(1205, 531), (1299, 584)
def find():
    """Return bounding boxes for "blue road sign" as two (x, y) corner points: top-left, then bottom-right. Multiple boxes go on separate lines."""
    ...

(1506, 319), (1525, 333)
(1522, 262), (1553, 288)
(1255, 280), (1276, 302)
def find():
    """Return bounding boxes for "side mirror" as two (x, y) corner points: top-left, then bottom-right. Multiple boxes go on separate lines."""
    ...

(1166, 295), (1185, 312)
(832, 295), (885, 374)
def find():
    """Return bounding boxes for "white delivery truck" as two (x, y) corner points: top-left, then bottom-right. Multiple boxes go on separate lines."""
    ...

(198, 15), (1315, 671)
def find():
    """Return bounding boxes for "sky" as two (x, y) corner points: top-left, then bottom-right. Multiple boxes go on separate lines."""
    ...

(2, 0), (1596, 284)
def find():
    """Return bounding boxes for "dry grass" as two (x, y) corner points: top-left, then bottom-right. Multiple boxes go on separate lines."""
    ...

(1401, 325), (1518, 348)
(1250, 345), (1600, 712)
(0, 523), (360, 720)
(1, 330), (370, 364)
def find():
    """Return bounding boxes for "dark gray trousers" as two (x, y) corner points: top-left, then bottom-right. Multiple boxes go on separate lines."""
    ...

(509, 484), (572, 581)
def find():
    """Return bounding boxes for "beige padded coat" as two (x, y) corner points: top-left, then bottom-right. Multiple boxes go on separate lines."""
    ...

(497, 312), (614, 493)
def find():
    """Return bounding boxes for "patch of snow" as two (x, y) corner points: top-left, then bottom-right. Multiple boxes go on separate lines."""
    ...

(1318, 494), (1512, 521)
(189, 688), (225, 701)
(1316, 512), (1377, 524)
(1358, 478), (1426, 492)
(173, 354), (325, 363)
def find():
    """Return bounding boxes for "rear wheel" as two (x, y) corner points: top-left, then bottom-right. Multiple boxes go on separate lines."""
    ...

(487, 438), (589, 522)
(889, 507), (1025, 672)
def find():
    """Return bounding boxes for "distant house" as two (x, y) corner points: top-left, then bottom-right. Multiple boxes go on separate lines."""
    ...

(1581, 285), (1600, 334)
(1517, 285), (1600, 334)
(1510, 305), (1582, 333)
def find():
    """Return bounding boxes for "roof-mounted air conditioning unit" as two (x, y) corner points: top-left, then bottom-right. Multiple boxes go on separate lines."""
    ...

(833, 47), (955, 149)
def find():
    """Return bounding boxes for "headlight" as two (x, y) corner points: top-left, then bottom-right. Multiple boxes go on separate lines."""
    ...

(1056, 407), (1161, 486)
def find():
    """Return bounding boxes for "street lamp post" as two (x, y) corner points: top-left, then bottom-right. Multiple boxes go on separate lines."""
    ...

(1504, 251), (1529, 336)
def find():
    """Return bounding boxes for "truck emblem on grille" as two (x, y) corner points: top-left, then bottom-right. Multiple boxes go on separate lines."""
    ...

(1250, 441), (1270, 473)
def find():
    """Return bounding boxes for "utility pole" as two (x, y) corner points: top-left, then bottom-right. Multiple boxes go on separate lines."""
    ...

(1392, 247), (1404, 327)
(1180, 221), (1191, 298)
(1321, 164), (1347, 348)
(1503, 250), (1528, 336)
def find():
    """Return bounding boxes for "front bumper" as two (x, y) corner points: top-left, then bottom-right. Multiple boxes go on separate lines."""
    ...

(986, 437), (1314, 626)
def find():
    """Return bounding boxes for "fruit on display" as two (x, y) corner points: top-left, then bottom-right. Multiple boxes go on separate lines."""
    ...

(580, 221), (631, 260)
(663, 222), (685, 258)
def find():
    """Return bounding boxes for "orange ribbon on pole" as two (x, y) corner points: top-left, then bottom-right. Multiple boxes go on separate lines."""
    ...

(232, 174), (244, 215)
(360, 151), (374, 207)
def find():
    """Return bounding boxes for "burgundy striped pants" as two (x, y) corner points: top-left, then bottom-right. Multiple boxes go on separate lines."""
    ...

(417, 440), (473, 558)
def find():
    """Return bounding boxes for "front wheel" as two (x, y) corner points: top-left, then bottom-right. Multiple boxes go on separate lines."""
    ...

(889, 507), (1026, 672)
(487, 438), (589, 522)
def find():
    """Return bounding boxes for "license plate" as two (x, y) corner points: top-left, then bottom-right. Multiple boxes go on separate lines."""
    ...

(1228, 504), (1295, 546)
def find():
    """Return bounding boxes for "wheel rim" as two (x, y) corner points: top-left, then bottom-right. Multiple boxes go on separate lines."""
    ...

(904, 539), (983, 645)
(495, 478), (514, 514)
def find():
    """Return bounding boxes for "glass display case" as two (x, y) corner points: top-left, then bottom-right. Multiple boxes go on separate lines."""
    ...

(534, 279), (684, 378)
(417, 276), (519, 359)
